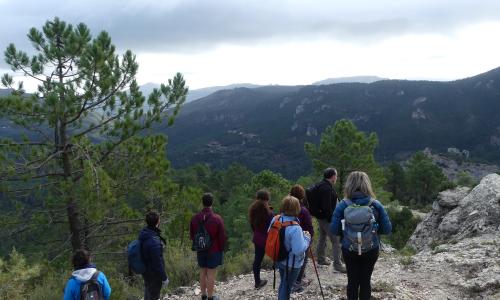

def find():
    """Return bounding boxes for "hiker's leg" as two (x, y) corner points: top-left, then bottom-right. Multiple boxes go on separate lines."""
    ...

(278, 265), (286, 300)
(331, 236), (344, 268)
(315, 219), (327, 262)
(342, 248), (361, 300)
(206, 268), (217, 297)
(200, 268), (208, 297)
(359, 249), (379, 300)
(253, 244), (265, 285)
(296, 250), (309, 283)
(143, 273), (161, 300)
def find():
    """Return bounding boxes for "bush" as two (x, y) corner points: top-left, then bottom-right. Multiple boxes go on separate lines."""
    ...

(385, 206), (421, 250)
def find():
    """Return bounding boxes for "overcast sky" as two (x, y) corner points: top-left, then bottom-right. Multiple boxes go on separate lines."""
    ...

(2, 0), (500, 90)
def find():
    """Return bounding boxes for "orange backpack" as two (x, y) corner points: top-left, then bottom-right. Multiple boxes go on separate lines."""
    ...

(265, 215), (299, 262)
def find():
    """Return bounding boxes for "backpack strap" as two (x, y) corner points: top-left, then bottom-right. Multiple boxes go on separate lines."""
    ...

(344, 199), (354, 206)
(90, 270), (100, 282)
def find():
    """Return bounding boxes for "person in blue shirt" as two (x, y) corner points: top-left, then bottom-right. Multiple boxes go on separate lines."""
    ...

(63, 249), (111, 300)
(330, 171), (392, 300)
(270, 195), (311, 300)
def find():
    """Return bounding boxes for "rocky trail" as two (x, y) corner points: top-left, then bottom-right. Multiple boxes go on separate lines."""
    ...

(165, 174), (500, 300)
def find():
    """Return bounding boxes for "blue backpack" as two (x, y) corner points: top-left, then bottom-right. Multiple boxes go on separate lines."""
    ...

(128, 240), (146, 274)
(342, 199), (379, 255)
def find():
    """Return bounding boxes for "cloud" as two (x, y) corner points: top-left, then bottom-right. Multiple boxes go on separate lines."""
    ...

(1, 0), (500, 57)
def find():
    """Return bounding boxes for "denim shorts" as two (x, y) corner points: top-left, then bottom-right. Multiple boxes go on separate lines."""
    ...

(197, 251), (223, 269)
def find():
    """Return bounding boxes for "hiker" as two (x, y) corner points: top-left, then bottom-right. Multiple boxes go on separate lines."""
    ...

(190, 193), (227, 300)
(63, 249), (111, 300)
(272, 195), (311, 300)
(313, 167), (345, 272)
(139, 211), (169, 300)
(289, 184), (314, 293)
(248, 189), (275, 289)
(330, 171), (392, 300)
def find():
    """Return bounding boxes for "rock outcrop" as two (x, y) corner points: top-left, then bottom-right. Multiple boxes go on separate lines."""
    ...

(408, 173), (500, 250)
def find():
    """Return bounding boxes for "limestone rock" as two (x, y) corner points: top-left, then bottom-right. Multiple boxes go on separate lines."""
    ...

(408, 174), (500, 251)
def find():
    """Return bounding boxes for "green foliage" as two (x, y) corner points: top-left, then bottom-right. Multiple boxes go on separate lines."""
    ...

(455, 170), (477, 187)
(385, 206), (421, 250)
(384, 162), (406, 202)
(405, 152), (450, 206)
(0, 17), (187, 253)
(0, 249), (41, 299)
(305, 119), (386, 194)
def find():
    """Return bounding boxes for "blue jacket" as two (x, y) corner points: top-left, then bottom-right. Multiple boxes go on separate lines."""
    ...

(330, 193), (392, 251)
(63, 266), (111, 300)
(269, 215), (311, 269)
(139, 226), (168, 281)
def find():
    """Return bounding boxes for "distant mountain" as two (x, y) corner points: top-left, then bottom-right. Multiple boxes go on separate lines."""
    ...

(312, 76), (387, 85)
(139, 83), (262, 103)
(158, 67), (500, 178)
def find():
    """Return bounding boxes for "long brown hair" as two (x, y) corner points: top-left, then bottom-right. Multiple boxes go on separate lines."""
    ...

(248, 190), (272, 230)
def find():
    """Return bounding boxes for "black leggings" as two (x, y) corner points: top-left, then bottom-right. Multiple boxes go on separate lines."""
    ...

(253, 244), (265, 284)
(342, 248), (379, 300)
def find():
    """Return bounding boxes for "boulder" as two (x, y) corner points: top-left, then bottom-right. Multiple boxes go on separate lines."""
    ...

(408, 173), (500, 251)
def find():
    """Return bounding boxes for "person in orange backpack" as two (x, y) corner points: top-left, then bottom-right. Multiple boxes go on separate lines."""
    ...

(268, 195), (311, 300)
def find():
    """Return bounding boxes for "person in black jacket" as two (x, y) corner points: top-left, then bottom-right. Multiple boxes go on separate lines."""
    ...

(139, 211), (169, 300)
(314, 167), (346, 272)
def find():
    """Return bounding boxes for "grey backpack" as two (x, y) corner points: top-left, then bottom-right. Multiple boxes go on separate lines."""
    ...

(342, 199), (378, 255)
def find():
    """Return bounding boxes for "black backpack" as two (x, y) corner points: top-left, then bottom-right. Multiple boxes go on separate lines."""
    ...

(192, 214), (212, 252)
(80, 271), (103, 300)
(305, 183), (322, 218)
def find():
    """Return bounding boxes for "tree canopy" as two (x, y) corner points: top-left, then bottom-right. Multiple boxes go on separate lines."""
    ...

(0, 17), (188, 252)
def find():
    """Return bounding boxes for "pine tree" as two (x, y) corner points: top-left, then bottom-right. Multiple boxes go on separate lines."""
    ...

(305, 119), (385, 194)
(0, 17), (187, 252)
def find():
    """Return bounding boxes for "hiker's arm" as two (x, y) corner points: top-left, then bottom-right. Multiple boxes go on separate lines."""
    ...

(290, 227), (310, 255)
(218, 217), (228, 251)
(303, 209), (314, 238)
(99, 273), (112, 300)
(330, 201), (344, 236)
(150, 238), (168, 281)
(62, 279), (75, 300)
(375, 202), (392, 234)
(318, 187), (331, 218)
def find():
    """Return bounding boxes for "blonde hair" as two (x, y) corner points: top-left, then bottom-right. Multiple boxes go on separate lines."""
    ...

(344, 171), (376, 199)
(280, 195), (301, 217)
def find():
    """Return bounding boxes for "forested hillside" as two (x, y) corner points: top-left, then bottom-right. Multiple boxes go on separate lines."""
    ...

(161, 68), (500, 178)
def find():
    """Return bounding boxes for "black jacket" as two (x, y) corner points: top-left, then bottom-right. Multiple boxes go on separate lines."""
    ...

(317, 179), (339, 221)
(139, 226), (167, 281)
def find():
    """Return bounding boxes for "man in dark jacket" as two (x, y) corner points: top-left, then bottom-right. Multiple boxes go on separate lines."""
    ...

(139, 211), (168, 300)
(315, 167), (346, 272)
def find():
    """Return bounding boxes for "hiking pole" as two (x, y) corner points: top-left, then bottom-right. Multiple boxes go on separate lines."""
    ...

(309, 247), (325, 300)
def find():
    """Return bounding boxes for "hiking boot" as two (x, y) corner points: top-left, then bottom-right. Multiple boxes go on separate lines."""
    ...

(296, 278), (312, 287)
(201, 296), (208, 300)
(291, 285), (304, 293)
(255, 279), (267, 289)
(334, 264), (347, 273)
(317, 259), (331, 266)
(208, 296), (220, 300)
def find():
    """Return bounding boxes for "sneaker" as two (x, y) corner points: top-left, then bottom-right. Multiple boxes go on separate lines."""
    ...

(334, 264), (347, 273)
(255, 279), (268, 289)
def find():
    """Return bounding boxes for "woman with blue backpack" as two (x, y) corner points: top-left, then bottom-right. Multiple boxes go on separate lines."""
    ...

(330, 171), (392, 300)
